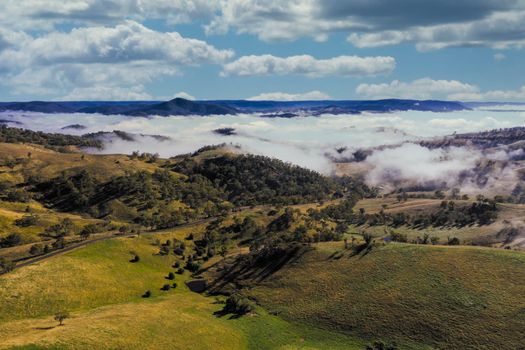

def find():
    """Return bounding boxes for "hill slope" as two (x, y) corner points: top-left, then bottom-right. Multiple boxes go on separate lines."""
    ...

(0, 231), (366, 350)
(244, 243), (525, 350)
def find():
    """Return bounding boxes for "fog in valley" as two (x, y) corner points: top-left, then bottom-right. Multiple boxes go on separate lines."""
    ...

(3, 105), (525, 195)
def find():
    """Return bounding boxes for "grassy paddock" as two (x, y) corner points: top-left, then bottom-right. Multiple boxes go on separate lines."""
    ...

(248, 242), (525, 349)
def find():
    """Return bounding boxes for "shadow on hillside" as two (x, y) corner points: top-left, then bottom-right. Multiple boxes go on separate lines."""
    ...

(206, 244), (310, 295)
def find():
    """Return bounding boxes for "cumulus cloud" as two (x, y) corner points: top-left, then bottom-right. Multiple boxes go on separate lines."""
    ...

(247, 90), (331, 101)
(356, 78), (525, 102)
(1, 20), (233, 68)
(203, 0), (525, 49)
(1, 0), (524, 51)
(0, 0), (221, 30)
(0, 21), (233, 98)
(221, 54), (395, 77)
(347, 10), (525, 50)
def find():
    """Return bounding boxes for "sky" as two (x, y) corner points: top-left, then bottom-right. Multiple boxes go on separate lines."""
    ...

(0, 0), (525, 102)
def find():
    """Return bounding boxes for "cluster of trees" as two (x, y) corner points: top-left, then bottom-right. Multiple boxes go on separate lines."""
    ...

(386, 230), (459, 246)
(41, 170), (98, 210)
(0, 233), (22, 247)
(0, 125), (102, 150)
(0, 180), (32, 203)
(37, 153), (351, 231)
(39, 168), (230, 228)
(353, 200), (498, 229)
(129, 151), (159, 163)
(220, 293), (255, 316)
(172, 154), (341, 206)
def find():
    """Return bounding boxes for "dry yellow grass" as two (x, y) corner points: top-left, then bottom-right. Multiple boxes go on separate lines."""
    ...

(0, 294), (246, 350)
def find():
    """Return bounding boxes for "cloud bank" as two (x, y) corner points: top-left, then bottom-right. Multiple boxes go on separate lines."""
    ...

(356, 78), (525, 102)
(247, 90), (331, 101)
(2, 106), (525, 195)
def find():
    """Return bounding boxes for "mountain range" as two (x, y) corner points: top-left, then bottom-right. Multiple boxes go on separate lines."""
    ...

(0, 98), (469, 116)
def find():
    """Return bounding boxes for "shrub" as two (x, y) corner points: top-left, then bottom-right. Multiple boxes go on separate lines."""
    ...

(15, 215), (38, 227)
(389, 231), (408, 243)
(6, 189), (31, 203)
(221, 294), (256, 316)
(29, 243), (44, 256)
(173, 246), (185, 255)
(142, 290), (152, 298)
(161, 284), (171, 291)
(172, 261), (180, 268)
(447, 237), (461, 245)
(0, 257), (15, 273)
(172, 282), (178, 289)
(167, 272), (175, 280)
(185, 260), (201, 273)
(129, 251), (140, 263)
(0, 233), (23, 248)
(176, 268), (185, 275)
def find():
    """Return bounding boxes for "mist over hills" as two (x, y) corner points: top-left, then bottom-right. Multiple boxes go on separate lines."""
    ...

(0, 98), (468, 116)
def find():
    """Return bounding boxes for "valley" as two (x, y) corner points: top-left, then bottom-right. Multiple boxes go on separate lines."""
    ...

(0, 125), (524, 349)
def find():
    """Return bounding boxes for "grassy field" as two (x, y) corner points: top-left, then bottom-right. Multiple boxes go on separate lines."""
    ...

(0, 142), (160, 183)
(247, 242), (525, 350)
(0, 229), (368, 350)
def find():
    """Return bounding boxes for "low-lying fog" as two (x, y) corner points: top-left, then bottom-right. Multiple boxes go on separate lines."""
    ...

(2, 104), (525, 194)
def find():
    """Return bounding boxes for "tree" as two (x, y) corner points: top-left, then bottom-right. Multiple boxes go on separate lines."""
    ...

(0, 233), (22, 248)
(167, 272), (175, 280)
(221, 293), (256, 316)
(447, 236), (460, 245)
(54, 311), (70, 326)
(219, 245), (228, 259)
(129, 251), (140, 263)
(0, 257), (15, 273)
(29, 243), (44, 256)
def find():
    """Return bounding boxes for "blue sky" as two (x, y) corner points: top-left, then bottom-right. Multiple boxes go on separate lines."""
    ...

(0, 0), (524, 101)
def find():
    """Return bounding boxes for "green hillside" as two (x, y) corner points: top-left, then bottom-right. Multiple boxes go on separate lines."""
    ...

(0, 230), (366, 350)
(245, 243), (525, 350)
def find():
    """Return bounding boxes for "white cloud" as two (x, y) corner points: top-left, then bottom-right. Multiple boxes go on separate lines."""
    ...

(356, 78), (479, 100)
(357, 78), (525, 102)
(450, 87), (525, 102)
(221, 54), (395, 77)
(347, 10), (525, 51)
(365, 143), (481, 188)
(1, 20), (233, 68)
(1, 0), (524, 51)
(62, 86), (153, 101)
(203, 0), (525, 50)
(247, 90), (331, 101)
(0, 21), (233, 98)
(0, 0), (221, 30)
